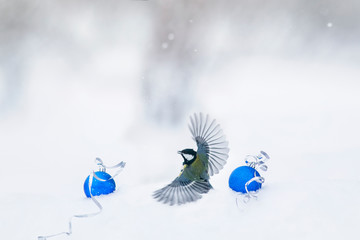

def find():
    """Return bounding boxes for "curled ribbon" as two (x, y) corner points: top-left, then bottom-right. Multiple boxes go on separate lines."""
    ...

(38, 158), (126, 240)
(236, 151), (270, 206)
(93, 157), (126, 180)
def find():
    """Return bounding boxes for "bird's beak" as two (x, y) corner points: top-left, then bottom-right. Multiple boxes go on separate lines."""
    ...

(177, 151), (182, 154)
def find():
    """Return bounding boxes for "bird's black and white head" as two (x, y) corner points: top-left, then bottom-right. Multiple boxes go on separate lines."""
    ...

(178, 149), (197, 165)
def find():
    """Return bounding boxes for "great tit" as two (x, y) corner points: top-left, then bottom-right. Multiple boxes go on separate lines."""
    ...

(153, 113), (229, 205)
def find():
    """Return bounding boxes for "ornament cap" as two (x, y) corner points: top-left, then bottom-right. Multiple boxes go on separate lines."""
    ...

(95, 157), (106, 172)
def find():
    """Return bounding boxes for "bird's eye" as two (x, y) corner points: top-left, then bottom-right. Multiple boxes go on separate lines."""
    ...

(183, 153), (194, 161)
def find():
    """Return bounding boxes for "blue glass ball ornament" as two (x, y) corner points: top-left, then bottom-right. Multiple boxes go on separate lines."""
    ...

(229, 166), (262, 193)
(83, 171), (116, 198)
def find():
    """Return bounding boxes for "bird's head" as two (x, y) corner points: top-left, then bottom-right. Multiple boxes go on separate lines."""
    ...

(178, 149), (197, 165)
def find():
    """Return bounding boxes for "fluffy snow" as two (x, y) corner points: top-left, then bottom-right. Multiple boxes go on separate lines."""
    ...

(1, 56), (359, 240)
(1, 1), (360, 240)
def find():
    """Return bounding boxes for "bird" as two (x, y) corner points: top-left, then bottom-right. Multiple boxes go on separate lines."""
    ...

(153, 113), (229, 205)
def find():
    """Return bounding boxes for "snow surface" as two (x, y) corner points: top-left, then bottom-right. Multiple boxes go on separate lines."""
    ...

(1, 56), (359, 240)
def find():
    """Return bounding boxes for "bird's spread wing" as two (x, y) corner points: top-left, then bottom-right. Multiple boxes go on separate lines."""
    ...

(153, 174), (212, 206)
(188, 113), (229, 176)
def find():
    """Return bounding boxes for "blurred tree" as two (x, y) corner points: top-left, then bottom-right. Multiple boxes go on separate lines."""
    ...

(0, 0), (36, 114)
(1, 0), (359, 120)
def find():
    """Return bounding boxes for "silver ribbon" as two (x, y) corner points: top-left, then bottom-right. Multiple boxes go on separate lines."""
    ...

(93, 157), (126, 180)
(38, 158), (126, 240)
(236, 151), (270, 206)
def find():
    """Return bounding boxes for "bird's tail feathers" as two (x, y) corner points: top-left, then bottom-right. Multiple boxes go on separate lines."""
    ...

(153, 179), (212, 206)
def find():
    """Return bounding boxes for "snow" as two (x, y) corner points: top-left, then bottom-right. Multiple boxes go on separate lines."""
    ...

(1, 56), (359, 240)
(168, 33), (175, 41)
(161, 42), (169, 49)
(1, 1), (360, 240)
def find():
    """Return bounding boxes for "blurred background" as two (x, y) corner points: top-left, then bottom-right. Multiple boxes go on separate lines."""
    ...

(1, 0), (360, 239)
(1, 0), (359, 121)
